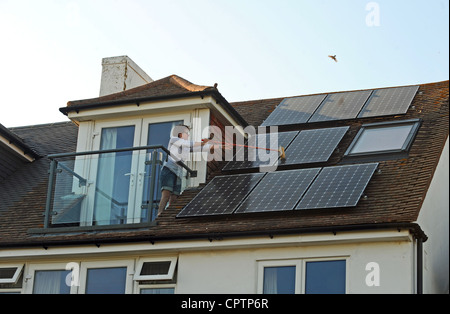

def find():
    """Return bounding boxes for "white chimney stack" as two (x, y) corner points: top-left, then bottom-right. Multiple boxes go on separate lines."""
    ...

(99, 56), (153, 96)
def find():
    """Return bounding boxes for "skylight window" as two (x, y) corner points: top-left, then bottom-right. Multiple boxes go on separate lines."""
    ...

(345, 119), (421, 157)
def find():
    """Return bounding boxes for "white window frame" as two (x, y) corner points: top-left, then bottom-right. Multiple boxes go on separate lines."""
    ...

(78, 260), (135, 294)
(257, 259), (302, 294)
(257, 257), (348, 294)
(300, 257), (348, 294)
(24, 263), (79, 294)
(137, 283), (176, 294)
(0, 264), (24, 284)
(134, 256), (178, 281)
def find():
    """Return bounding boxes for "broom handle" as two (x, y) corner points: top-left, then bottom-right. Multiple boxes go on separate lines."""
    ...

(202, 139), (280, 152)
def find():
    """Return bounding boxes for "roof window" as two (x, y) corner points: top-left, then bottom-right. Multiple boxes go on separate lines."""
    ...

(345, 119), (421, 159)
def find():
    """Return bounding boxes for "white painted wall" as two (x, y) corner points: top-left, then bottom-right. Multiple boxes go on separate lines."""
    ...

(176, 239), (415, 294)
(417, 136), (449, 294)
(2, 230), (418, 294)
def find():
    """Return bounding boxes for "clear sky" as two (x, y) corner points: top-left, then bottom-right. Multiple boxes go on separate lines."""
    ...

(0, 0), (448, 127)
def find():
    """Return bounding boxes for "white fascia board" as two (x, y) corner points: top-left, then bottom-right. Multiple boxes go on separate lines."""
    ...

(67, 96), (244, 130)
(0, 229), (412, 261)
(0, 135), (35, 162)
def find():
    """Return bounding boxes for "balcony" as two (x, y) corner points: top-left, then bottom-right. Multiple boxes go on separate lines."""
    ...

(43, 145), (197, 230)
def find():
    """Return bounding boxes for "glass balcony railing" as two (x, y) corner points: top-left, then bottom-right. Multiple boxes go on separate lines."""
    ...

(43, 146), (197, 229)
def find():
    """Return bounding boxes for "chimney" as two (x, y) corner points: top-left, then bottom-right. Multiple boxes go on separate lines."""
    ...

(99, 56), (153, 96)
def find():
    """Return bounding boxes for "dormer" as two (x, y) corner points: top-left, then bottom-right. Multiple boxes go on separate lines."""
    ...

(45, 56), (247, 228)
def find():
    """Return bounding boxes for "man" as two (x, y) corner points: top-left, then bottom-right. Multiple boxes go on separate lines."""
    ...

(157, 124), (212, 216)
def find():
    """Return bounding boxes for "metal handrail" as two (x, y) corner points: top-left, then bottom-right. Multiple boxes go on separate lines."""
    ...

(47, 145), (197, 178)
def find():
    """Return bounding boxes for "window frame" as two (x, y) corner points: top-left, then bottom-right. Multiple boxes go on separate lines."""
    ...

(78, 260), (135, 294)
(0, 264), (24, 284)
(301, 257), (348, 294)
(344, 119), (422, 159)
(25, 263), (79, 294)
(138, 284), (176, 294)
(257, 257), (348, 294)
(257, 260), (302, 294)
(134, 256), (178, 281)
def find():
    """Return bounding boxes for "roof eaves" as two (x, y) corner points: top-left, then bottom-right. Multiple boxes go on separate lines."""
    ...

(60, 89), (249, 128)
(0, 123), (41, 160)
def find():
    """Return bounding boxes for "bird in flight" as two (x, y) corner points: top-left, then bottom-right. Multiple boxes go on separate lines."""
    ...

(328, 55), (338, 62)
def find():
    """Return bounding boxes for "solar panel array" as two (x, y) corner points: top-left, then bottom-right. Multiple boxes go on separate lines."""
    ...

(235, 168), (321, 213)
(261, 94), (327, 126)
(296, 163), (378, 210)
(177, 163), (378, 217)
(177, 173), (264, 217)
(358, 85), (420, 118)
(309, 90), (372, 122)
(261, 86), (419, 126)
(223, 127), (348, 171)
(177, 84), (416, 218)
(281, 127), (349, 165)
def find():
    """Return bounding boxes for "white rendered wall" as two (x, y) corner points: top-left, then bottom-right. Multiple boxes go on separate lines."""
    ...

(417, 136), (449, 294)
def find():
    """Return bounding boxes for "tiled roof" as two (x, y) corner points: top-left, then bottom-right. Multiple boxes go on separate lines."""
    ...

(0, 80), (448, 248)
(65, 75), (211, 108)
(62, 74), (248, 127)
(0, 122), (78, 241)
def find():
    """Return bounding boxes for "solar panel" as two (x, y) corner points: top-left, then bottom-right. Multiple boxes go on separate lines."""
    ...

(176, 173), (264, 217)
(295, 163), (378, 210)
(235, 168), (321, 213)
(222, 131), (298, 171)
(308, 90), (372, 122)
(261, 94), (327, 126)
(358, 85), (419, 118)
(281, 127), (349, 165)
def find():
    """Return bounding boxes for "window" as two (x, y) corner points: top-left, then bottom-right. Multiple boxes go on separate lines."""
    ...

(85, 267), (127, 294)
(258, 260), (301, 294)
(79, 260), (134, 294)
(134, 257), (177, 281)
(345, 119), (421, 158)
(25, 263), (78, 294)
(263, 266), (296, 294)
(305, 260), (346, 294)
(0, 265), (23, 294)
(140, 286), (175, 294)
(258, 258), (347, 294)
(33, 270), (71, 294)
(0, 264), (23, 284)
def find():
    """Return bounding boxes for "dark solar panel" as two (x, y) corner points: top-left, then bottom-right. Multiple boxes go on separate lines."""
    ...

(222, 131), (298, 171)
(261, 94), (327, 126)
(308, 90), (372, 122)
(281, 127), (349, 165)
(235, 168), (321, 213)
(296, 163), (378, 210)
(358, 85), (419, 118)
(176, 173), (264, 217)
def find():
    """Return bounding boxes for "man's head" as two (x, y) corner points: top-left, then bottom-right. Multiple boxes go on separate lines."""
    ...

(173, 124), (190, 139)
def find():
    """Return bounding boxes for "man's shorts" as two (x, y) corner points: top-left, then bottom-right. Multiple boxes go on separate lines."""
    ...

(160, 167), (182, 196)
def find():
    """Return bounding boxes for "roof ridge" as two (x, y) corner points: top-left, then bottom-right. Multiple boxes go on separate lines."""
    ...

(169, 75), (211, 92)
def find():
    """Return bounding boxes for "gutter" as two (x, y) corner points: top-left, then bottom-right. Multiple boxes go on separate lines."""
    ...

(3, 222), (427, 248)
(60, 89), (249, 128)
